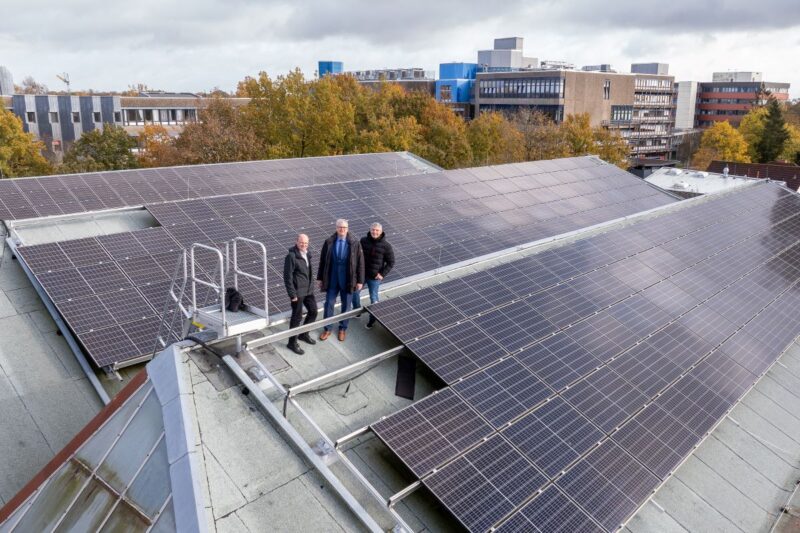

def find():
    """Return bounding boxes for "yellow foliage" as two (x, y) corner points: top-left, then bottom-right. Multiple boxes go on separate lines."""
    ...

(0, 108), (51, 177)
(691, 121), (750, 169)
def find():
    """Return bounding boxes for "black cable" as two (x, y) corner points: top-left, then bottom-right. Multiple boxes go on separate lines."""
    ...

(185, 335), (226, 359)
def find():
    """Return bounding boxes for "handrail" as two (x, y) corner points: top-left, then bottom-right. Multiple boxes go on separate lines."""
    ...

(232, 237), (269, 321)
(190, 243), (226, 329)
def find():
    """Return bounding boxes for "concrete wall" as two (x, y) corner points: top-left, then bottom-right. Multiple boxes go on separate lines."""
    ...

(563, 71), (635, 125)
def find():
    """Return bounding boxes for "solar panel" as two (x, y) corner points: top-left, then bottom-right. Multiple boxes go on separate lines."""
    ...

(370, 182), (800, 532)
(0, 152), (436, 221)
(16, 156), (677, 368)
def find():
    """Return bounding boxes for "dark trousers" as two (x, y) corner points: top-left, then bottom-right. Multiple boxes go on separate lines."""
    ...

(323, 276), (353, 331)
(288, 294), (318, 344)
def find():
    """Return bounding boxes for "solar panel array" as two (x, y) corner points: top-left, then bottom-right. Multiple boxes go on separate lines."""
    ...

(16, 156), (675, 369)
(370, 182), (800, 532)
(0, 152), (433, 220)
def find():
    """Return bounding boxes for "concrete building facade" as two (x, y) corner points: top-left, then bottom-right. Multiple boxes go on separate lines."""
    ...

(674, 81), (700, 130)
(696, 72), (790, 127)
(474, 68), (676, 159)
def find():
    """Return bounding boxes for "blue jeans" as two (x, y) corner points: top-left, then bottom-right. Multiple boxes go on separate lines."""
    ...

(323, 280), (353, 331)
(353, 279), (381, 309)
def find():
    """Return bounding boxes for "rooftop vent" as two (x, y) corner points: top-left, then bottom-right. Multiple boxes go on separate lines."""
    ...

(666, 168), (682, 176)
(673, 180), (691, 190)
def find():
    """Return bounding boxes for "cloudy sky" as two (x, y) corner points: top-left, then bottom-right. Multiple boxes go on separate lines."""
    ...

(2, 0), (799, 97)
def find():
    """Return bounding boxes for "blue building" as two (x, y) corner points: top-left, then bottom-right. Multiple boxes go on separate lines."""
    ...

(435, 63), (478, 118)
(318, 61), (344, 77)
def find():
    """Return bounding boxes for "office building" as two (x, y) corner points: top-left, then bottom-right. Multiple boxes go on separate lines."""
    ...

(696, 72), (790, 127)
(4, 91), (248, 159)
(436, 62), (478, 118)
(475, 67), (676, 159)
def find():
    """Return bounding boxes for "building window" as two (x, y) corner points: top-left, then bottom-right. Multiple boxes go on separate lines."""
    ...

(26, 111), (36, 123)
(72, 111), (80, 123)
(93, 112), (101, 122)
(611, 105), (633, 122)
(49, 112), (59, 123)
(52, 140), (62, 152)
(143, 109), (154, 122)
(440, 85), (452, 102)
(603, 80), (611, 100)
(114, 111), (121, 122)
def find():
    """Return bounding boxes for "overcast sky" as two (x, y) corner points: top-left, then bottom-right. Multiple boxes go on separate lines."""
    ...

(2, 0), (799, 97)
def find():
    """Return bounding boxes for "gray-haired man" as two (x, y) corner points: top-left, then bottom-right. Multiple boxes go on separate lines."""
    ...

(317, 219), (364, 342)
(353, 222), (395, 329)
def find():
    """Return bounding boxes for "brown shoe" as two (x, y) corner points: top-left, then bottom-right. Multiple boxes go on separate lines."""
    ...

(338, 329), (346, 342)
(319, 330), (332, 341)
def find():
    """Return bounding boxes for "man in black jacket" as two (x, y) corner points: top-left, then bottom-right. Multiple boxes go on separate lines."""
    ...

(283, 233), (318, 355)
(353, 222), (395, 329)
(317, 219), (364, 342)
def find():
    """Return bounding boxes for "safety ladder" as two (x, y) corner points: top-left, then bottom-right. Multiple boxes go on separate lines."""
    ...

(152, 237), (269, 357)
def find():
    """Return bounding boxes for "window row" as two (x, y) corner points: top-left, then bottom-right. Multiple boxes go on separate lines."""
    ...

(634, 78), (673, 89)
(478, 78), (565, 99)
(122, 108), (198, 125)
(25, 111), (108, 124)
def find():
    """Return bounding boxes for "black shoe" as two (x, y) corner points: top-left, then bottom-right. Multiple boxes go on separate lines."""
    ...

(366, 319), (375, 329)
(298, 333), (316, 345)
(287, 342), (305, 355)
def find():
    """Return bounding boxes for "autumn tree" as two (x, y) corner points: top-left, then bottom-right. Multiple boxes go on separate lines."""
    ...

(0, 108), (52, 177)
(510, 109), (570, 161)
(562, 114), (596, 156)
(467, 112), (523, 166)
(690, 121), (750, 169)
(780, 124), (800, 164)
(593, 127), (630, 168)
(738, 107), (767, 161)
(176, 98), (263, 164)
(138, 124), (182, 167)
(755, 98), (790, 163)
(412, 99), (472, 169)
(62, 125), (139, 172)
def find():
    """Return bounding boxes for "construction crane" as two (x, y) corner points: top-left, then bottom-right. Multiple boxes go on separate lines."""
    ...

(56, 72), (70, 96)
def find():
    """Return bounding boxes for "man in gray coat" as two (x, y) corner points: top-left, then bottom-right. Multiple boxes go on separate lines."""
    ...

(283, 234), (318, 355)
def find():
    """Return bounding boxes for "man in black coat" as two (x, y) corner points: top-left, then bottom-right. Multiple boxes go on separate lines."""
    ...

(317, 219), (364, 342)
(353, 222), (395, 328)
(283, 233), (318, 355)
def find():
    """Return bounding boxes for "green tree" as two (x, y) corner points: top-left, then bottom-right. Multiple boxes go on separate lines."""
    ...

(467, 112), (523, 166)
(690, 121), (750, 169)
(0, 108), (52, 177)
(755, 98), (789, 163)
(780, 124), (800, 164)
(62, 124), (139, 172)
(737, 107), (767, 161)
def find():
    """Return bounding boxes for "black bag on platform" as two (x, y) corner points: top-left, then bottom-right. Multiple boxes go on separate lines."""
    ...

(224, 287), (245, 312)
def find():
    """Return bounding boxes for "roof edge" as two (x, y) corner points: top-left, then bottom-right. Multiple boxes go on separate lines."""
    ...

(0, 369), (149, 524)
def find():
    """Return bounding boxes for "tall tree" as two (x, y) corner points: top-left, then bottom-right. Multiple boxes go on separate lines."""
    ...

(413, 100), (472, 169)
(0, 108), (52, 177)
(467, 112), (523, 166)
(738, 107), (767, 161)
(690, 121), (750, 169)
(755, 98), (790, 163)
(509, 109), (570, 161)
(780, 124), (800, 164)
(593, 127), (630, 169)
(62, 124), (139, 172)
(561, 114), (595, 155)
(176, 98), (263, 164)
(138, 124), (181, 168)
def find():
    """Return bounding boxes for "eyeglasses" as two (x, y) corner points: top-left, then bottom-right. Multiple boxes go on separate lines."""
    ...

(337, 226), (348, 229)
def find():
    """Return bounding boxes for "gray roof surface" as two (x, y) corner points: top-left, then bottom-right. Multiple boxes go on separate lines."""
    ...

(0, 225), (102, 508)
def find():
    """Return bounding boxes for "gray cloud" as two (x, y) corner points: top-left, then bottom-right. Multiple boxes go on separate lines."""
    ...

(1, 0), (798, 95)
